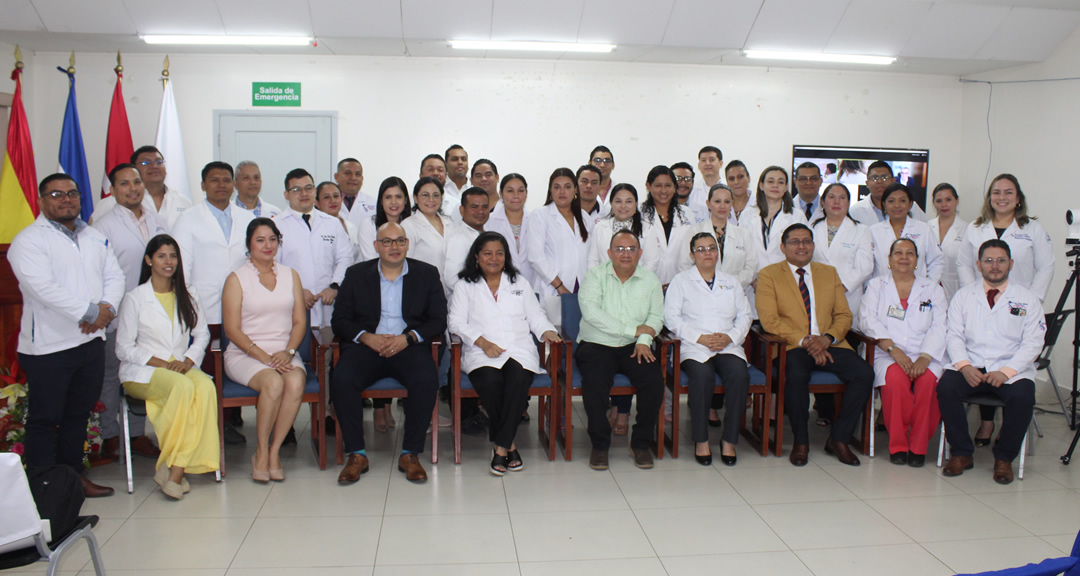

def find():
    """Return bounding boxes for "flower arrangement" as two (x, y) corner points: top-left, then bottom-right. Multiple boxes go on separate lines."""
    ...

(0, 379), (27, 458)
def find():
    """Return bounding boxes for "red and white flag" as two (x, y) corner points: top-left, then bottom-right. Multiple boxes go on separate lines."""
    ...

(100, 67), (133, 199)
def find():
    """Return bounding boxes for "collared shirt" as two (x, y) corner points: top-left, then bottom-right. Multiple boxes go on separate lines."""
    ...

(45, 218), (110, 325)
(115, 204), (152, 241)
(788, 262), (821, 337)
(796, 196), (820, 221)
(953, 279), (1017, 378)
(578, 261), (664, 348)
(234, 196), (267, 218)
(205, 200), (233, 239)
(375, 260), (408, 335)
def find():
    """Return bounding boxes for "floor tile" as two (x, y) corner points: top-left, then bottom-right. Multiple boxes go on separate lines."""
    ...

(132, 478), (272, 519)
(795, 543), (952, 576)
(520, 557), (666, 576)
(820, 458), (964, 499)
(1041, 533), (1079, 555)
(754, 500), (913, 550)
(384, 472), (507, 515)
(511, 510), (654, 562)
(973, 489), (1080, 536)
(634, 505), (787, 556)
(100, 518), (253, 570)
(231, 516), (380, 567)
(924, 536), (1065, 574)
(721, 465), (859, 505)
(866, 494), (1031, 542)
(612, 469), (746, 509)
(376, 564), (519, 575)
(79, 481), (156, 519)
(503, 471), (629, 513)
(376, 514), (516, 565)
(940, 464), (1065, 494)
(229, 570), (368, 576)
(260, 475), (387, 517)
(660, 551), (813, 576)
(83, 571), (225, 576)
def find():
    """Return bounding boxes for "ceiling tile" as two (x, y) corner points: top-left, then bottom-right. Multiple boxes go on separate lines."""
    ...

(635, 45), (733, 64)
(31, 0), (135, 34)
(125, 0), (226, 35)
(402, 0), (491, 40)
(901, 2), (1010, 59)
(0, 0), (45, 31)
(316, 37), (407, 56)
(743, 0), (850, 52)
(491, 0), (584, 43)
(662, 0), (762, 49)
(826, 0), (931, 57)
(938, 0), (1080, 10)
(309, 0), (402, 39)
(975, 7), (1080, 61)
(578, 0), (674, 45)
(216, 0), (312, 36)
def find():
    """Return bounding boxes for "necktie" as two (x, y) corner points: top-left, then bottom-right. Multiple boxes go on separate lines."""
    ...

(797, 268), (811, 331)
(343, 195), (355, 211)
(804, 202), (813, 221)
(302, 213), (311, 230)
(987, 288), (999, 309)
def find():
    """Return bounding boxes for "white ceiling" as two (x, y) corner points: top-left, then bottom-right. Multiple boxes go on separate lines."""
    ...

(1, 0), (1078, 75)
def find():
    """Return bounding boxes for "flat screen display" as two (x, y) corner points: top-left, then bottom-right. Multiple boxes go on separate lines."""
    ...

(792, 145), (930, 211)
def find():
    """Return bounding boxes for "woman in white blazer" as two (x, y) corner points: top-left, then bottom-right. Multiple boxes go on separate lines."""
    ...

(357, 177), (413, 263)
(665, 232), (753, 467)
(586, 183), (662, 275)
(928, 183), (967, 302)
(402, 176), (455, 280)
(676, 183), (758, 290)
(640, 165), (697, 285)
(486, 174), (535, 288)
(115, 235), (217, 500)
(859, 238), (948, 467)
(747, 166), (808, 273)
(810, 183), (874, 321)
(868, 183), (943, 282)
(724, 160), (757, 228)
(315, 181), (361, 262)
(448, 232), (560, 475)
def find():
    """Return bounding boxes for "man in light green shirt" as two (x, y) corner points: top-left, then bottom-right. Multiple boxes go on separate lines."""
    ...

(577, 230), (665, 471)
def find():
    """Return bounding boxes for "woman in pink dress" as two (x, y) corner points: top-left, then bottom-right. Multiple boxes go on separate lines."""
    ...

(222, 218), (308, 483)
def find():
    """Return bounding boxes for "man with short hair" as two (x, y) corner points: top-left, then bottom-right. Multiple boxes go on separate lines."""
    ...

(420, 154), (455, 222)
(334, 158), (376, 221)
(577, 164), (608, 223)
(469, 159), (500, 208)
(444, 187), (492, 298)
(755, 224), (873, 467)
(939, 239), (1045, 485)
(849, 161), (927, 224)
(671, 161), (707, 222)
(90, 146), (192, 229)
(332, 222), (447, 484)
(233, 160), (281, 218)
(589, 146), (615, 205)
(444, 145), (469, 201)
(793, 162), (825, 222)
(688, 146), (724, 215)
(578, 230), (665, 471)
(10, 173), (126, 497)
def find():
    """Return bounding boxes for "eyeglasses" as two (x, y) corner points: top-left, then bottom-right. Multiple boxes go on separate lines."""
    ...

(137, 159), (166, 167)
(287, 184), (316, 194)
(784, 239), (815, 247)
(674, 176), (694, 183)
(592, 158), (613, 165)
(44, 190), (80, 200)
(796, 176), (822, 183)
(378, 237), (408, 247)
(868, 175), (894, 183)
(693, 245), (719, 253)
(611, 246), (638, 253)
(981, 257), (1009, 266)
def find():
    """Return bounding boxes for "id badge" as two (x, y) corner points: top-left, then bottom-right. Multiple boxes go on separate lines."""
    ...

(887, 305), (906, 320)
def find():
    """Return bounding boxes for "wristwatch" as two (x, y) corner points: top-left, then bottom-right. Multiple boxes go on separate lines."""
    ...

(329, 282), (340, 291)
(405, 332), (418, 345)
(886, 345), (895, 353)
(287, 348), (296, 356)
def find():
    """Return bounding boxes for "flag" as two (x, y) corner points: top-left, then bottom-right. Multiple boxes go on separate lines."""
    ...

(101, 67), (133, 199)
(155, 79), (190, 200)
(56, 67), (93, 222)
(0, 65), (38, 243)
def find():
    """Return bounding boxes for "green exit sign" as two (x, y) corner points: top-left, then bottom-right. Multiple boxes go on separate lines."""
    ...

(252, 82), (301, 107)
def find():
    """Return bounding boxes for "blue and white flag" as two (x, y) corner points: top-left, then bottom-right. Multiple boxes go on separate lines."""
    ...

(57, 67), (93, 222)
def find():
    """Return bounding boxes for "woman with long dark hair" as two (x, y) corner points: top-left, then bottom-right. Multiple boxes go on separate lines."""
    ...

(810, 183), (874, 320)
(402, 176), (455, 280)
(115, 234), (217, 500)
(486, 173), (535, 287)
(586, 183), (662, 274)
(641, 165), (695, 284)
(527, 167), (593, 325)
(358, 176), (412, 261)
(315, 181), (360, 261)
(868, 183), (943, 281)
(745, 166), (808, 271)
(928, 183), (967, 301)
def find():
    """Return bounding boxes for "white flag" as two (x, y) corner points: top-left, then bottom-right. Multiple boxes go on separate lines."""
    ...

(155, 80), (191, 200)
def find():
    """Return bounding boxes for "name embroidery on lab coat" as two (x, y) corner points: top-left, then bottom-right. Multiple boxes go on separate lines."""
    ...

(1008, 300), (1028, 316)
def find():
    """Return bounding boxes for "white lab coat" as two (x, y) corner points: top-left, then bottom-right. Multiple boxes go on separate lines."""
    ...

(664, 268), (752, 364)
(675, 220), (758, 290)
(687, 176), (727, 219)
(9, 216), (126, 356)
(486, 205), (534, 288)
(444, 224), (483, 298)
(859, 275), (948, 387)
(811, 217), (874, 319)
(232, 196), (281, 219)
(439, 182), (464, 225)
(91, 188), (191, 231)
(171, 202), (255, 325)
(945, 281), (1046, 384)
(91, 206), (169, 295)
(401, 212), (455, 280)
(526, 204), (594, 297)
(642, 203), (697, 285)
(586, 217), (663, 276)
(929, 216), (968, 301)
(272, 209), (352, 327)
(745, 208), (809, 271)
(115, 282), (210, 384)
(849, 196), (928, 226)
(726, 195), (757, 228)
(356, 214), (380, 263)
(448, 272), (555, 374)
(868, 218), (944, 282)
(339, 218), (360, 262)
(341, 192), (377, 226)
(955, 219), (1055, 302)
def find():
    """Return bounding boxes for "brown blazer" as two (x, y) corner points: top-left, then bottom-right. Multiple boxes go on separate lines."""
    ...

(755, 260), (853, 350)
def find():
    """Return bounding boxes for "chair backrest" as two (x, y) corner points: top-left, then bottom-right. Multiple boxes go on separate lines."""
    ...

(0, 454), (45, 554)
(560, 293), (582, 346)
(1040, 310), (1074, 362)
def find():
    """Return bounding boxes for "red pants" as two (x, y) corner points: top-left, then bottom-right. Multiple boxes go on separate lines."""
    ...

(880, 363), (940, 455)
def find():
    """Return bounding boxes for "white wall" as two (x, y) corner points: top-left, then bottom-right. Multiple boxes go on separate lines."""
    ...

(2, 51), (963, 210)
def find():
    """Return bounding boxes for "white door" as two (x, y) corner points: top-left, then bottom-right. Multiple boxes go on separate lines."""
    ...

(215, 111), (337, 205)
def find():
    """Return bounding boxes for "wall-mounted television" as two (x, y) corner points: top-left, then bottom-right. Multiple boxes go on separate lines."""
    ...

(792, 145), (930, 211)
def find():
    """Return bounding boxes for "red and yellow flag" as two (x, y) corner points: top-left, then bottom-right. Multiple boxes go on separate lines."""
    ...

(0, 55), (39, 244)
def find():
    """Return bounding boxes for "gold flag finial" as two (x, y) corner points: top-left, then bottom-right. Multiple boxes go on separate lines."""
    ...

(162, 55), (170, 79)
(14, 44), (24, 70)
(115, 50), (123, 74)
(67, 51), (75, 74)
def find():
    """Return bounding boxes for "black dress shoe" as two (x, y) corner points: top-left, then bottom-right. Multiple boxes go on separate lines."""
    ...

(890, 451), (909, 465)
(223, 422), (247, 445)
(908, 453), (926, 467)
(695, 452), (712, 466)
(227, 408), (244, 427)
(708, 418), (722, 428)
(325, 416), (337, 436)
(720, 454), (737, 466)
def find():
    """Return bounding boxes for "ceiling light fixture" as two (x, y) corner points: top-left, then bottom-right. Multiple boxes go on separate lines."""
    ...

(141, 35), (313, 46)
(449, 40), (615, 53)
(743, 50), (895, 65)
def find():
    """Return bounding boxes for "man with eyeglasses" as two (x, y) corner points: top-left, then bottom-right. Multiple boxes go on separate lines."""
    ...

(578, 230), (665, 471)
(576, 164), (609, 224)
(849, 161), (927, 225)
(332, 222), (447, 484)
(938, 239), (1044, 485)
(793, 162), (825, 222)
(90, 146), (192, 230)
(469, 159), (500, 208)
(233, 160), (281, 218)
(589, 145), (616, 206)
(688, 146), (725, 216)
(671, 162), (707, 223)
(10, 173), (126, 498)
(756, 224), (873, 467)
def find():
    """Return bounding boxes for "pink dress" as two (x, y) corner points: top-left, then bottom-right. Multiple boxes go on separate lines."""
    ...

(224, 260), (306, 385)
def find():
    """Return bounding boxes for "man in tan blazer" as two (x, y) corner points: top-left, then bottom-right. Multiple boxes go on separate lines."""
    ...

(756, 223), (873, 467)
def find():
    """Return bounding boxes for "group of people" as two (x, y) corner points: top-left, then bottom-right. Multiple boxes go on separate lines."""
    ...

(9, 142), (1055, 502)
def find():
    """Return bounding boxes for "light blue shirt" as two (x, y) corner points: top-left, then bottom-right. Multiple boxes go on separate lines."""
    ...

(234, 196), (265, 218)
(376, 260), (408, 335)
(205, 200), (233, 239)
(797, 196), (820, 220)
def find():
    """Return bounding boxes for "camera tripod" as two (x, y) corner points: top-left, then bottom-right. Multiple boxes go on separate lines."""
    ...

(1056, 244), (1080, 464)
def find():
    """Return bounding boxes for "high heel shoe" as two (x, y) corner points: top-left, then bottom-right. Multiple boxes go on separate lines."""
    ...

(251, 455), (270, 483)
(720, 442), (737, 466)
(269, 467), (285, 481)
(974, 422), (995, 447)
(694, 452), (713, 466)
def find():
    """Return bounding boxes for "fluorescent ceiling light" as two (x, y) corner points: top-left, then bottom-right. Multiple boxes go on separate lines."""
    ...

(141, 35), (313, 46)
(449, 40), (615, 53)
(743, 50), (895, 65)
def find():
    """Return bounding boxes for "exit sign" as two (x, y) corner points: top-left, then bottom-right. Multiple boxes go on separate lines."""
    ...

(252, 82), (301, 107)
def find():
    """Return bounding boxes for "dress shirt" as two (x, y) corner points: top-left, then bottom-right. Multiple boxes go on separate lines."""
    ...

(116, 205), (152, 241)
(352, 261), (411, 342)
(205, 200), (233, 239)
(234, 196), (280, 218)
(796, 196), (821, 221)
(578, 262), (664, 348)
(788, 262), (821, 337)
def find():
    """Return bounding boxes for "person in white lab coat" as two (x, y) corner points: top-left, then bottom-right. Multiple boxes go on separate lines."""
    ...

(939, 239), (1045, 485)
(115, 235), (217, 500)
(676, 183), (758, 290)
(443, 144), (469, 203)
(171, 162), (255, 326)
(859, 239), (948, 467)
(333, 158), (376, 224)
(577, 164), (610, 224)
(357, 177), (414, 263)
(665, 232), (753, 467)
(315, 181), (360, 262)
(469, 159), (501, 209)
(928, 183), (968, 301)
(672, 162), (708, 223)
(448, 231), (561, 475)
(746, 166), (809, 274)
(419, 153), (459, 224)
(90, 146), (192, 230)
(723, 160), (757, 228)
(586, 183), (662, 275)
(91, 163), (168, 462)
(810, 183), (874, 320)
(641, 165), (697, 286)
(444, 187), (492, 298)
(402, 176), (455, 281)
(486, 173), (534, 288)
(232, 160), (281, 218)
(687, 146), (726, 218)
(849, 161), (928, 225)
(868, 183), (943, 282)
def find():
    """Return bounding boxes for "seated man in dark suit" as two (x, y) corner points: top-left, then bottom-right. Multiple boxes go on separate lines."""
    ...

(331, 222), (447, 483)
(756, 223), (873, 467)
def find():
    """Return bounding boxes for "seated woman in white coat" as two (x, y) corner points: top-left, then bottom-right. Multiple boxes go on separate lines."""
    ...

(868, 183), (943, 281)
(402, 176), (455, 280)
(357, 177), (413, 263)
(676, 183), (758, 290)
(486, 173), (535, 288)
(665, 232), (753, 467)
(859, 238), (948, 467)
(586, 183), (662, 274)
(116, 235), (218, 500)
(810, 183), (874, 321)
(448, 231), (561, 476)
(928, 183), (967, 302)
(526, 167), (593, 326)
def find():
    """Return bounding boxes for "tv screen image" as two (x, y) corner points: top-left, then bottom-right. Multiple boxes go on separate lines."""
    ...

(792, 145), (930, 211)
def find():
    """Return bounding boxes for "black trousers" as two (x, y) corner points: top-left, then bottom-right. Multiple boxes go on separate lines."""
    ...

(469, 359), (532, 449)
(331, 342), (438, 454)
(682, 354), (748, 445)
(781, 347), (873, 445)
(577, 341), (663, 451)
(938, 370), (1034, 462)
(19, 339), (105, 474)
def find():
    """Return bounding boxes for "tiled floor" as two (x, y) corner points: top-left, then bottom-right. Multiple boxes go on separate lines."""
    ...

(16, 390), (1080, 576)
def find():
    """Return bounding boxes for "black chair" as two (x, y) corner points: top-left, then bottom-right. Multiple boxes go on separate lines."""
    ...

(1038, 310), (1074, 428)
(937, 392), (1033, 481)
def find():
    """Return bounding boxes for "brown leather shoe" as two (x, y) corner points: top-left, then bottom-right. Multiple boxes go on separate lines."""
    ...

(337, 453), (370, 484)
(398, 453), (427, 482)
(629, 446), (654, 469)
(993, 459), (1014, 485)
(942, 454), (974, 477)
(589, 449), (609, 471)
(825, 438), (861, 466)
(101, 436), (120, 461)
(81, 475), (114, 498)
(789, 444), (809, 467)
(129, 435), (161, 458)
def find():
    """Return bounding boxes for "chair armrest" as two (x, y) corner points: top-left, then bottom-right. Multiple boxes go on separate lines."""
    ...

(749, 324), (787, 346)
(846, 329), (877, 348)
(210, 337), (222, 354)
(311, 328), (330, 348)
